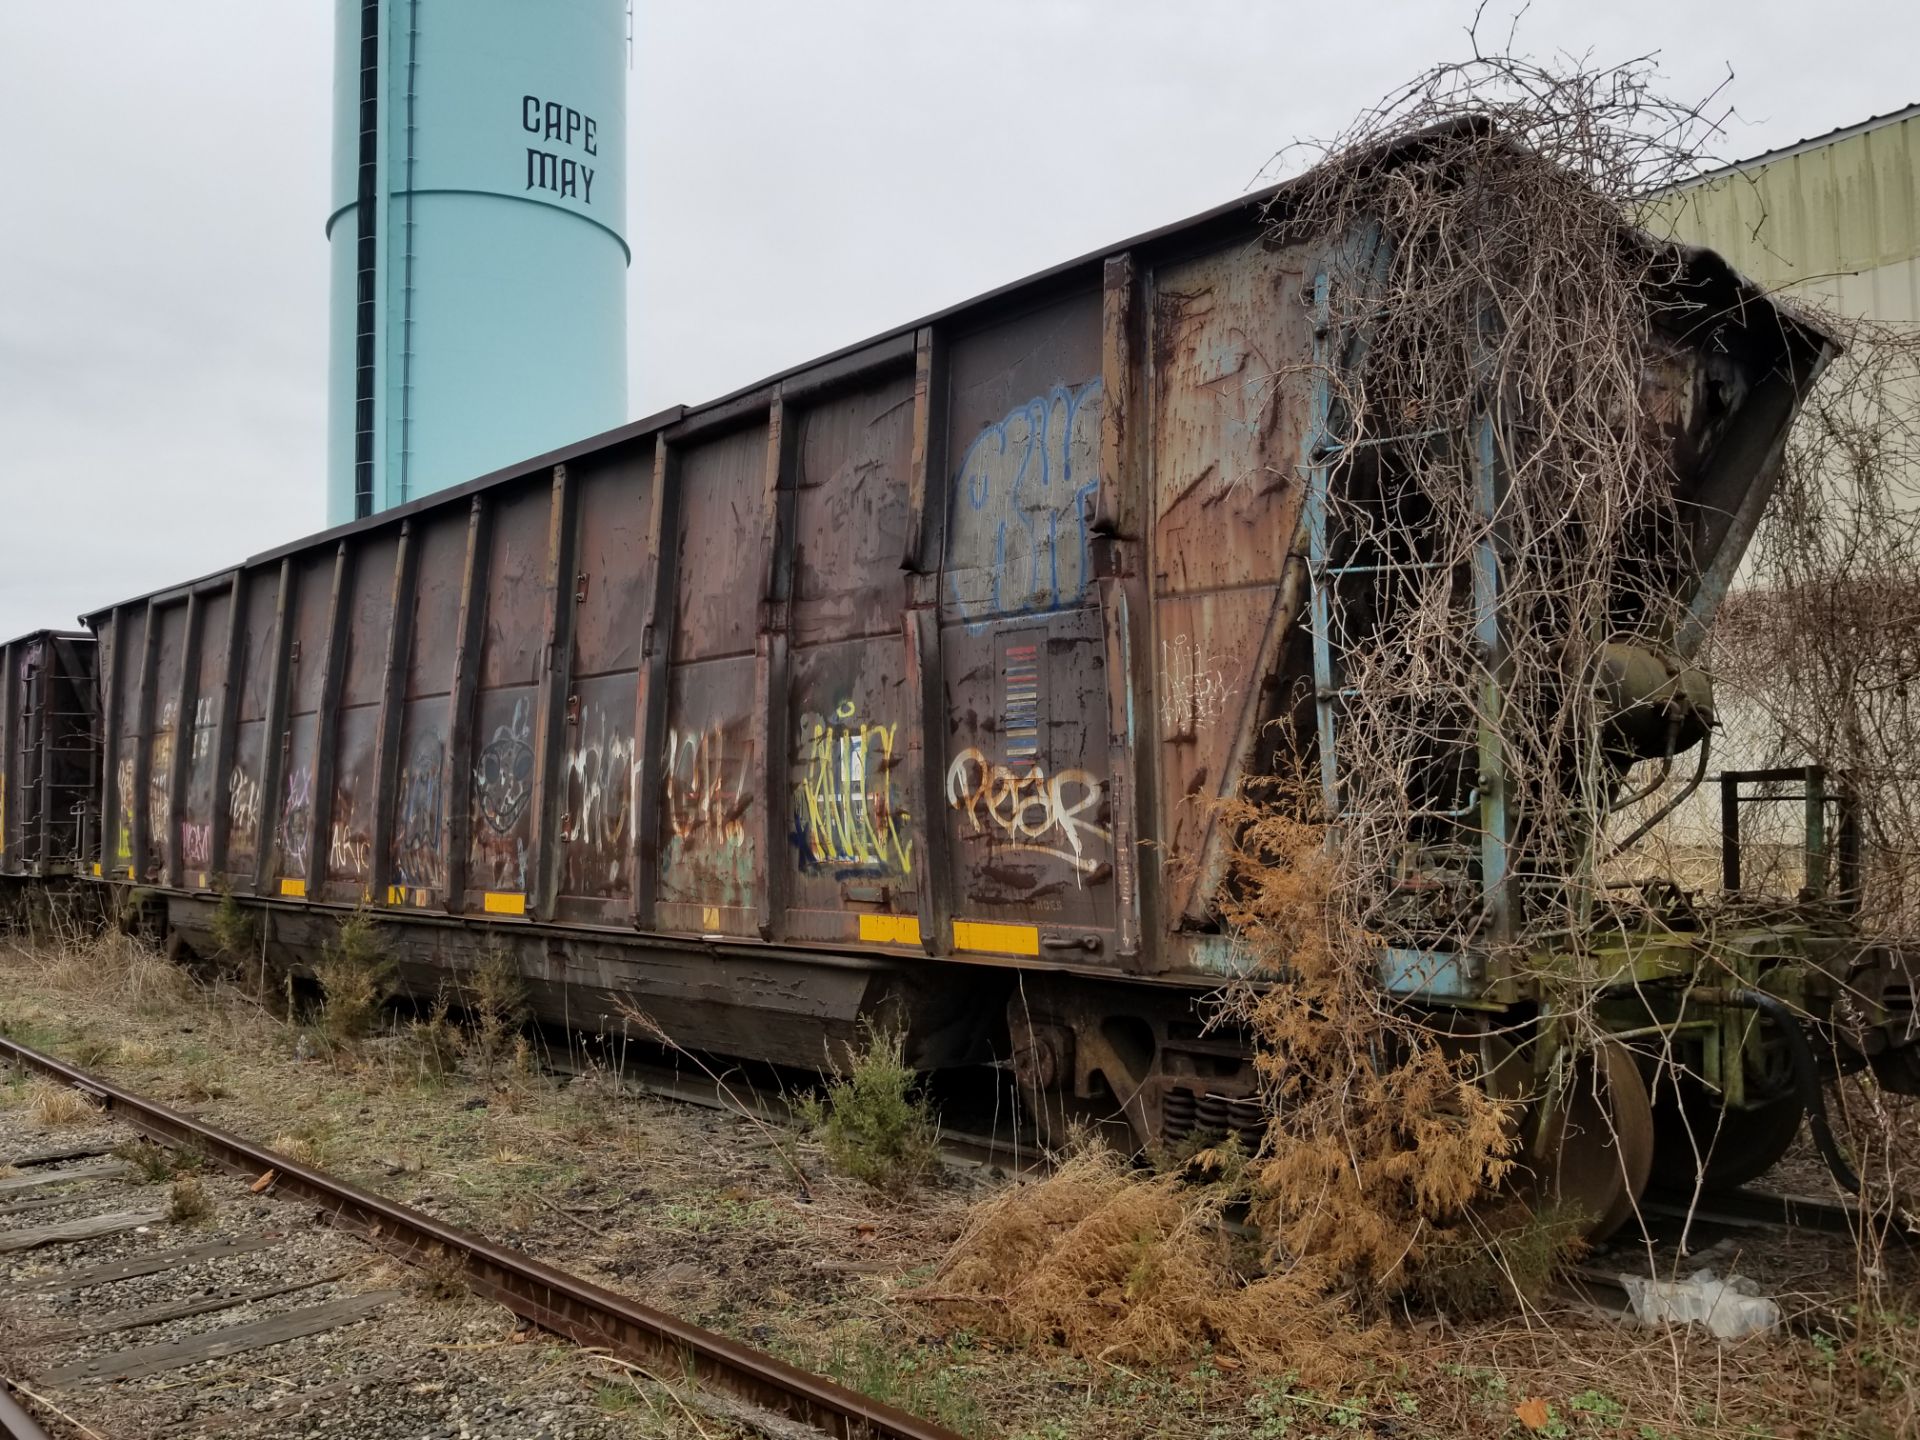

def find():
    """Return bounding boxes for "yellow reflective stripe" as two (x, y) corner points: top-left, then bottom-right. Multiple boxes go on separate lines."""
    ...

(858, 913), (922, 947)
(484, 891), (527, 916)
(279, 877), (306, 898)
(952, 920), (1039, 957)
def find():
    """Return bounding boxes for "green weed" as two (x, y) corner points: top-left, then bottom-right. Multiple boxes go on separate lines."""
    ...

(800, 1019), (939, 1194)
(314, 907), (396, 1043)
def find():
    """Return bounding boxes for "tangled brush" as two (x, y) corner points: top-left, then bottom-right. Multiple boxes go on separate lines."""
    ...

(921, 1145), (1379, 1381)
(1220, 794), (1521, 1289)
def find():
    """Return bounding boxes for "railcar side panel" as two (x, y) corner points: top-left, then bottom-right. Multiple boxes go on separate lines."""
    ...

(463, 483), (555, 915)
(109, 607), (146, 879)
(180, 590), (231, 888)
(938, 291), (1117, 958)
(224, 570), (281, 890)
(145, 602), (189, 886)
(1148, 241), (1312, 928)
(554, 445), (653, 924)
(781, 374), (920, 947)
(657, 423), (769, 938)
(390, 510), (468, 905)
(275, 555), (337, 892)
(319, 532), (397, 903)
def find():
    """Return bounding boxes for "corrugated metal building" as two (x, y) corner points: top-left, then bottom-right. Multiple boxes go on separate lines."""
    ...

(1655, 103), (1920, 321)
(1644, 106), (1919, 885)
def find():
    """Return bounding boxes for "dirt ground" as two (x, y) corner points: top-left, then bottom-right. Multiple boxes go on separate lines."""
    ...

(0, 928), (1914, 1440)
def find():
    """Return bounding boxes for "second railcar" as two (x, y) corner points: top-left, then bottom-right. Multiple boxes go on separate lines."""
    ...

(0, 630), (98, 882)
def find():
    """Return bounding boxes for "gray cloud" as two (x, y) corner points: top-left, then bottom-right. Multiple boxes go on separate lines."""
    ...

(4, 0), (1915, 640)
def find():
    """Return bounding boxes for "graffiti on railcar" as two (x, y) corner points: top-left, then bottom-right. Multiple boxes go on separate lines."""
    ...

(949, 378), (1103, 631)
(945, 747), (1110, 881)
(474, 699), (534, 836)
(228, 765), (261, 844)
(1158, 632), (1238, 737)
(190, 696), (216, 761)
(790, 699), (912, 879)
(180, 819), (212, 870)
(115, 755), (134, 864)
(280, 766), (313, 876)
(662, 718), (755, 907)
(393, 737), (445, 891)
(471, 700), (533, 892)
(561, 707), (638, 891)
(328, 783), (371, 879)
(227, 762), (261, 871)
(147, 701), (175, 853)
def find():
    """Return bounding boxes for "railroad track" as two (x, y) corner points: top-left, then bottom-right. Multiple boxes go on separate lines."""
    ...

(1642, 1184), (1915, 1244)
(0, 1034), (963, 1440)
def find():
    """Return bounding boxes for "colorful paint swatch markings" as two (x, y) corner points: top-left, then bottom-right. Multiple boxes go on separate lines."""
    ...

(1003, 643), (1041, 763)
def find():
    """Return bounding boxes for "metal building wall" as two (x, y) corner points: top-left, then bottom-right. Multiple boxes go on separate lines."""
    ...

(1655, 104), (1920, 322)
(1643, 106), (1919, 868)
(326, 0), (629, 527)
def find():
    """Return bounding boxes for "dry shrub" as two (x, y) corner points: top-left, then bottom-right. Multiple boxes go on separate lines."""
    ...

(208, 889), (257, 965)
(924, 1146), (1377, 1380)
(458, 944), (528, 1080)
(27, 1077), (99, 1127)
(168, 1174), (212, 1225)
(114, 1138), (178, 1183)
(1221, 795), (1520, 1291)
(115, 1039), (164, 1068)
(314, 907), (396, 1044)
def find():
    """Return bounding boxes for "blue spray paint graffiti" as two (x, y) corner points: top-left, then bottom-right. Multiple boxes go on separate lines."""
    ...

(949, 379), (1103, 631)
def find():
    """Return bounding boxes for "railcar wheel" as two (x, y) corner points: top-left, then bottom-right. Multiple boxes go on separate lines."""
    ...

(1529, 1040), (1656, 1241)
(1651, 1082), (1803, 1190)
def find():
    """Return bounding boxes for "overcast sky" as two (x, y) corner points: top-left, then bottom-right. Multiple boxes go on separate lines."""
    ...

(2, 1), (1916, 641)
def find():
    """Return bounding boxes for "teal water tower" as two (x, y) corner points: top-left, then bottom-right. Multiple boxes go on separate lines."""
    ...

(327, 0), (629, 524)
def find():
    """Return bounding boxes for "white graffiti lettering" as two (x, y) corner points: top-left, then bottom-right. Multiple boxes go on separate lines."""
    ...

(944, 747), (1109, 878)
(1159, 633), (1238, 736)
(562, 707), (641, 887)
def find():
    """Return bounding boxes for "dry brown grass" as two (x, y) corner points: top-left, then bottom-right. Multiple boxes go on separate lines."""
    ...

(1219, 798), (1521, 1291)
(167, 1174), (212, 1225)
(269, 1132), (321, 1166)
(26, 1077), (99, 1127)
(921, 1146), (1379, 1381)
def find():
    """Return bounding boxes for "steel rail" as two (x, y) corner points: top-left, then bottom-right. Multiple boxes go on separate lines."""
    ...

(0, 1382), (54, 1440)
(1644, 1185), (1917, 1245)
(0, 1035), (962, 1440)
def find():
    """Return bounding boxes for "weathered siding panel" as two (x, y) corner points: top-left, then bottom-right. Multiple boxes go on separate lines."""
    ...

(1148, 241), (1310, 923)
(781, 375), (920, 945)
(658, 424), (768, 935)
(939, 292), (1117, 956)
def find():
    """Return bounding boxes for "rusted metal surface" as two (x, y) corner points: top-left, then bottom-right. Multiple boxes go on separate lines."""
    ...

(0, 1035), (965, 1440)
(784, 374), (920, 946)
(73, 179), (1826, 1000)
(0, 632), (97, 878)
(0, 1381), (53, 1440)
(1148, 241), (1313, 926)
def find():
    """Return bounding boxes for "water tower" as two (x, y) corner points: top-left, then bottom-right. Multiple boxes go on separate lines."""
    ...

(326, 0), (629, 524)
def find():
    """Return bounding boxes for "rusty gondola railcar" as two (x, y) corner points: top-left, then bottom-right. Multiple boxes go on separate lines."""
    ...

(0, 630), (98, 885)
(78, 161), (1907, 1230)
